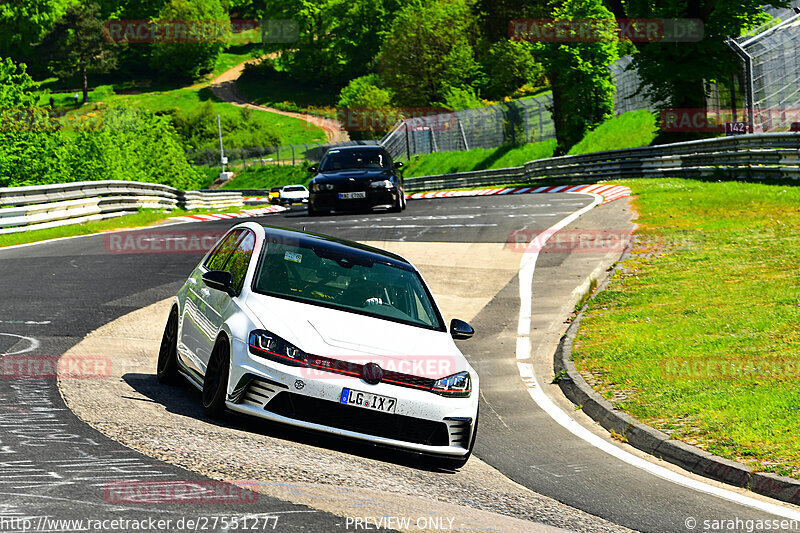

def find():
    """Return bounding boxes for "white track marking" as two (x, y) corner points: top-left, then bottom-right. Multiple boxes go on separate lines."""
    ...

(515, 193), (800, 520)
(0, 333), (40, 355)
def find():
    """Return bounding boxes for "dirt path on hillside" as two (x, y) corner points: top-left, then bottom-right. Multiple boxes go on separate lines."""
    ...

(210, 58), (349, 144)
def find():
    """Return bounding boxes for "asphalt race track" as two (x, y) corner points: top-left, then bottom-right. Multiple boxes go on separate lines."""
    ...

(0, 194), (798, 532)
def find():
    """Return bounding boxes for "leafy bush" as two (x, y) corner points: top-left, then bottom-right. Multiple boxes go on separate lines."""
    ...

(439, 86), (482, 111)
(0, 62), (204, 191)
(337, 74), (395, 140)
(167, 100), (282, 149)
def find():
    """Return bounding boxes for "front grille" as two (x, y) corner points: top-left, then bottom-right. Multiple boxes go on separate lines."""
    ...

(265, 392), (450, 446)
(305, 355), (437, 392)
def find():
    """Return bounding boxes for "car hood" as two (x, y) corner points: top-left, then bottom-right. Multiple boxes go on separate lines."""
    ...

(314, 169), (393, 182)
(243, 292), (466, 376)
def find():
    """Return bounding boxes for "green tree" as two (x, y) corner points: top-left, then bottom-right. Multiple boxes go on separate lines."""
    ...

(0, 0), (72, 63)
(603, 0), (784, 130)
(0, 58), (39, 108)
(378, 0), (483, 106)
(259, 0), (401, 85)
(37, 2), (117, 104)
(538, 0), (619, 153)
(480, 40), (545, 100)
(149, 0), (231, 80)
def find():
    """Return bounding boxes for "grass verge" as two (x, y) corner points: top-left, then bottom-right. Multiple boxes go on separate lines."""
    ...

(403, 140), (558, 178)
(0, 204), (271, 249)
(572, 178), (800, 478)
(567, 110), (658, 155)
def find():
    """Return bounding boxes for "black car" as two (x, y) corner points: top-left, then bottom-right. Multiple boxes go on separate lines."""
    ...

(307, 146), (406, 215)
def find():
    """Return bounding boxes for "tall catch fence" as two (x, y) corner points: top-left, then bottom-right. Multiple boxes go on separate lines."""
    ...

(735, 9), (800, 133)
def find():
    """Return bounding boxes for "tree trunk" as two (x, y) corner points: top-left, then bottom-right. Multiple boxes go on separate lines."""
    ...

(82, 66), (88, 104)
(548, 69), (568, 155)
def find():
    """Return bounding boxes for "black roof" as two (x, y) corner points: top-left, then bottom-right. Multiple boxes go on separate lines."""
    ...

(324, 145), (386, 153)
(259, 224), (413, 270)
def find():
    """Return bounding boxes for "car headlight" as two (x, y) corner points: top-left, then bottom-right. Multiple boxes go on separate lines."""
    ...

(432, 371), (471, 397)
(312, 183), (334, 192)
(369, 180), (393, 188)
(248, 330), (308, 367)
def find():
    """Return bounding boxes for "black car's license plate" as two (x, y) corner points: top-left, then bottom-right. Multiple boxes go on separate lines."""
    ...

(338, 192), (366, 199)
(340, 388), (396, 413)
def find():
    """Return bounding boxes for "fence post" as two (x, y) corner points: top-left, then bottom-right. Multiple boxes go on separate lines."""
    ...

(291, 145), (295, 165)
(405, 121), (411, 161)
(458, 119), (469, 151)
(276, 146), (280, 166)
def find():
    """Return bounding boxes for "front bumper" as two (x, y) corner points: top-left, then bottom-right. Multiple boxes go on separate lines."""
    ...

(227, 339), (478, 456)
(310, 188), (399, 212)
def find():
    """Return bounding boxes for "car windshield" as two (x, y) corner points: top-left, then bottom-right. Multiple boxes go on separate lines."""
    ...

(283, 186), (306, 192)
(253, 237), (443, 330)
(319, 149), (390, 171)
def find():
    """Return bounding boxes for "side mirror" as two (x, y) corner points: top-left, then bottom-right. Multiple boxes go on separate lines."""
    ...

(393, 161), (403, 169)
(203, 270), (234, 296)
(449, 318), (474, 340)
(307, 166), (318, 173)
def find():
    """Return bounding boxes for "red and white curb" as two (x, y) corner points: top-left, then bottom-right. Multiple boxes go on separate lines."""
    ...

(168, 205), (288, 223)
(167, 184), (630, 223)
(407, 183), (631, 205)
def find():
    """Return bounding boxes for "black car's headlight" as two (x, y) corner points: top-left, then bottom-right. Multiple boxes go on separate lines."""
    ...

(312, 183), (334, 192)
(248, 330), (308, 367)
(432, 371), (472, 397)
(369, 179), (394, 189)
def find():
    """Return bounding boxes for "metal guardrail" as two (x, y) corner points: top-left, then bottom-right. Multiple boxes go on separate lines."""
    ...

(402, 133), (800, 192)
(0, 181), (243, 234)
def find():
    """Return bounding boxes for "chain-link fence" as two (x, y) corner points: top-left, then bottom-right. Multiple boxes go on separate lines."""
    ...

(379, 92), (555, 160)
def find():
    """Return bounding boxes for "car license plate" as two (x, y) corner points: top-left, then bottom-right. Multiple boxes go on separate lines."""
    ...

(338, 191), (366, 199)
(340, 388), (396, 413)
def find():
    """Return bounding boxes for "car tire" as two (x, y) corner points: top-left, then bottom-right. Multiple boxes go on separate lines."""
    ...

(202, 336), (230, 418)
(390, 193), (402, 213)
(156, 306), (179, 384)
(307, 203), (319, 216)
(438, 408), (478, 471)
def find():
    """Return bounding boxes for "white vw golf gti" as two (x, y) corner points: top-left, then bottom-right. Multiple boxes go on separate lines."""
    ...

(157, 222), (479, 468)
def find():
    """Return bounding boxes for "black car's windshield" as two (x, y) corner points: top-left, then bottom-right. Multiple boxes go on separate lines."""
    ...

(319, 149), (391, 172)
(253, 238), (443, 330)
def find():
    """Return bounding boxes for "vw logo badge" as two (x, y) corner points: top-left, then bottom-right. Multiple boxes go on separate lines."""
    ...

(362, 362), (384, 385)
(294, 379), (305, 390)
